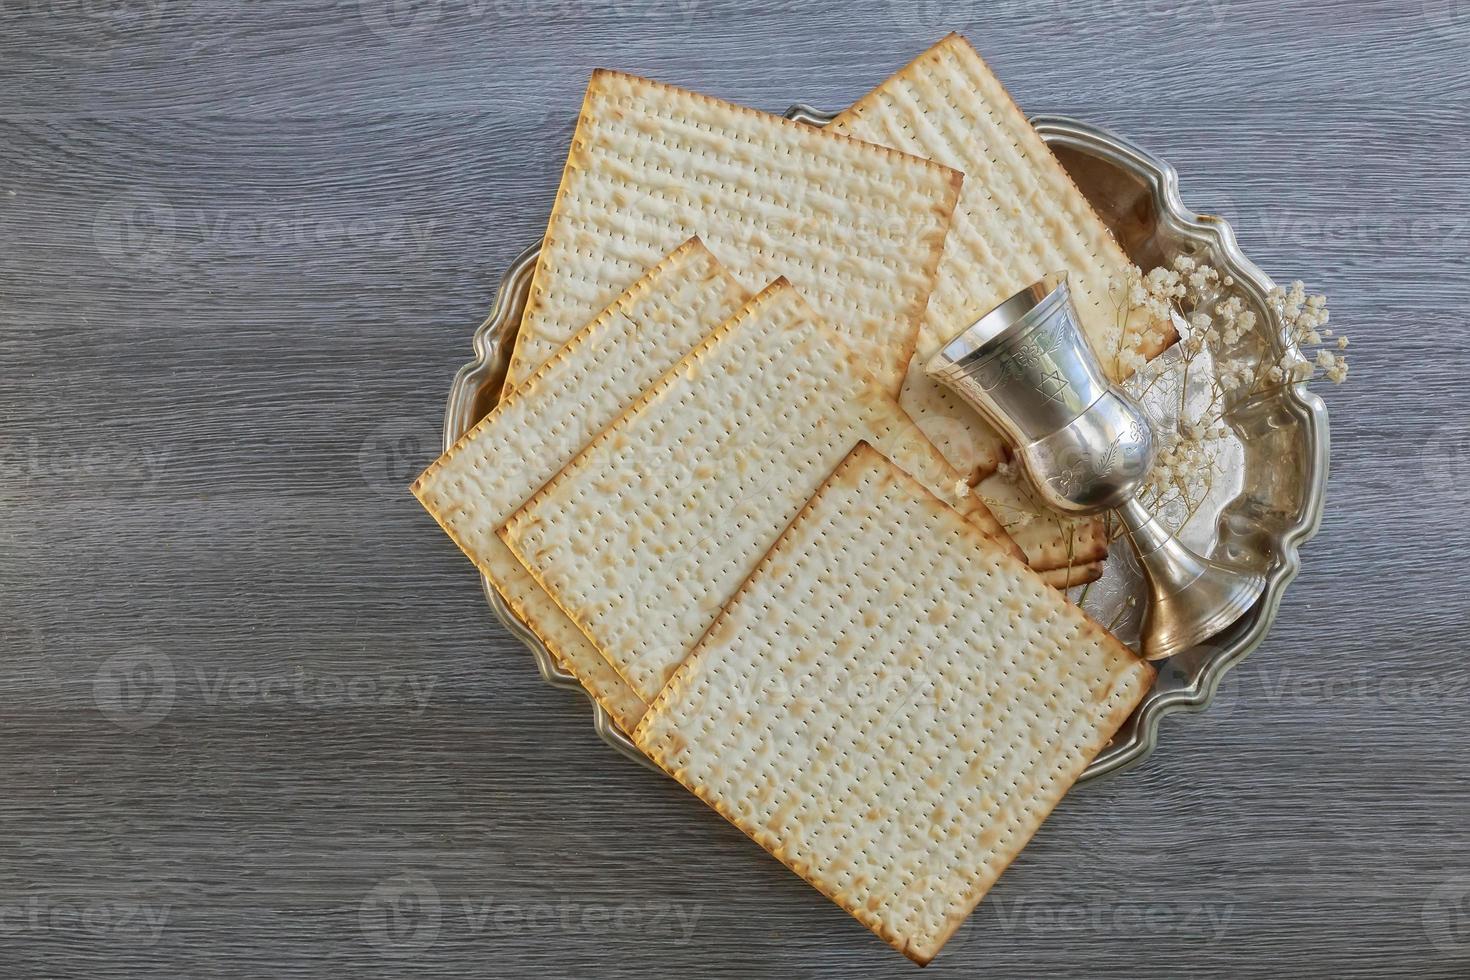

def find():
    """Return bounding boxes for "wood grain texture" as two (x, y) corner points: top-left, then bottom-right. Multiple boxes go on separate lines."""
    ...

(1, 1), (1466, 976)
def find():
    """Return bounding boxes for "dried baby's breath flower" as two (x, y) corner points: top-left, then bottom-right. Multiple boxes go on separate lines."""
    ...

(1110, 258), (1349, 537)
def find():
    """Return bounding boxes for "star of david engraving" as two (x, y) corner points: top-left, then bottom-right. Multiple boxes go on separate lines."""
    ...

(1037, 369), (1069, 404)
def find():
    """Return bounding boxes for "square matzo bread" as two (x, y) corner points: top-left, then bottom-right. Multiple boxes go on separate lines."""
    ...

(502, 281), (1019, 704)
(634, 443), (1155, 964)
(503, 68), (964, 394)
(412, 240), (750, 732)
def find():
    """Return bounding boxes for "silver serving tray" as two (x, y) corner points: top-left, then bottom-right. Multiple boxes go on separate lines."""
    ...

(442, 109), (1329, 779)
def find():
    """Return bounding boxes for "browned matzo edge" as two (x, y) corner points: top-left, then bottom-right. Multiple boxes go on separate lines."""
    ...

(1009, 516), (1111, 572)
(974, 465), (1111, 572)
(499, 278), (800, 697)
(485, 544), (648, 733)
(404, 510), (646, 733)
(505, 67), (965, 396)
(1038, 560), (1105, 590)
(415, 237), (719, 499)
(635, 443), (1154, 964)
(411, 239), (750, 732)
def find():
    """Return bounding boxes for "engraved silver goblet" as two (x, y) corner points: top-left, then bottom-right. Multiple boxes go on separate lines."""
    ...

(926, 275), (1266, 659)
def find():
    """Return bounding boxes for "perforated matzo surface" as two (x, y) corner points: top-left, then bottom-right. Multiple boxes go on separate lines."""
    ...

(634, 444), (1154, 964)
(503, 68), (963, 393)
(412, 240), (750, 731)
(502, 282), (1017, 704)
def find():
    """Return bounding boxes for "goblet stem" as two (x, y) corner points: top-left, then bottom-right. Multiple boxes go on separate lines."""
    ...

(1114, 498), (1267, 660)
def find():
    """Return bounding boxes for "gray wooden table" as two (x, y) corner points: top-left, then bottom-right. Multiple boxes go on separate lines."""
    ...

(2, 1), (1465, 975)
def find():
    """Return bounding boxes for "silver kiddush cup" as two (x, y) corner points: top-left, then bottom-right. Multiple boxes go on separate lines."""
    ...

(926, 275), (1266, 660)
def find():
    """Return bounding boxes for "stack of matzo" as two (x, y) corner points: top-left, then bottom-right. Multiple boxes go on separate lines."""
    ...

(414, 42), (1159, 963)
(830, 34), (1175, 583)
(504, 68), (964, 396)
(503, 279), (1017, 703)
(414, 240), (749, 730)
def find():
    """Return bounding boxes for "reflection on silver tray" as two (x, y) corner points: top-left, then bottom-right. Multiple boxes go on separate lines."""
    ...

(441, 109), (1329, 780)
